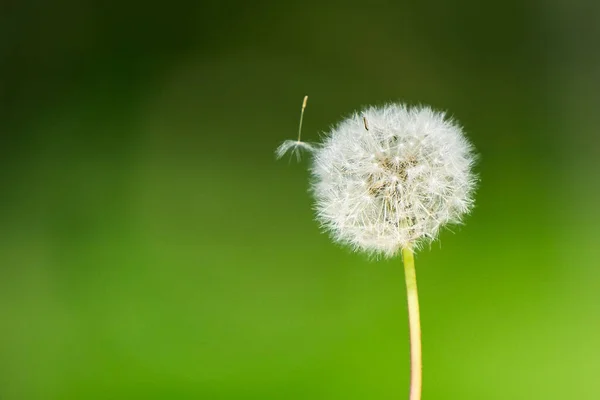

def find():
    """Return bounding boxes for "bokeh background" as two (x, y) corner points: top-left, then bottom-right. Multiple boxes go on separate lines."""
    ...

(1, 1), (600, 399)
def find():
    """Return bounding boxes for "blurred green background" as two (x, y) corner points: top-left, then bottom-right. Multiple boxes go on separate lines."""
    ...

(1, 1), (600, 399)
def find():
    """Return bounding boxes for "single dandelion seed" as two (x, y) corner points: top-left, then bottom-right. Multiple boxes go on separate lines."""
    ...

(275, 95), (316, 161)
(276, 101), (478, 400)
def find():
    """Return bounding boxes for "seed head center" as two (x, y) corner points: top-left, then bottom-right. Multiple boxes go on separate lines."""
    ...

(366, 153), (419, 198)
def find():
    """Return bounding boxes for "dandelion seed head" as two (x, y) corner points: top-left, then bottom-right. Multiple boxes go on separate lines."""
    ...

(311, 104), (477, 257)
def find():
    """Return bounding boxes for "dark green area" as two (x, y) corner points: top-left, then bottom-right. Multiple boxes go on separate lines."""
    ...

(1, 1), (599, 399)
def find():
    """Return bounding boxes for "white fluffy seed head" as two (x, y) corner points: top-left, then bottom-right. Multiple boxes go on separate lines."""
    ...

(311, 103), (477, 257)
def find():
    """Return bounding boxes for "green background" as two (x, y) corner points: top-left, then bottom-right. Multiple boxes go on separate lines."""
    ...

(1, 1), (599, 399)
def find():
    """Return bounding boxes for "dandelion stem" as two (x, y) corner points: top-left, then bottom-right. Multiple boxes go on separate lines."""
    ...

(402, 246), (422, 400)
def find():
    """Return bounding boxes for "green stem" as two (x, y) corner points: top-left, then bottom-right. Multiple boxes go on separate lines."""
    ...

(402, 246), (422, 400)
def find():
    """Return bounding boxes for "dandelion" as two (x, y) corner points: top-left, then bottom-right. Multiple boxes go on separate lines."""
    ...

(312, 104), (477, 257)
(276, 100), (477, 400)
(275, 95), (316, 161)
